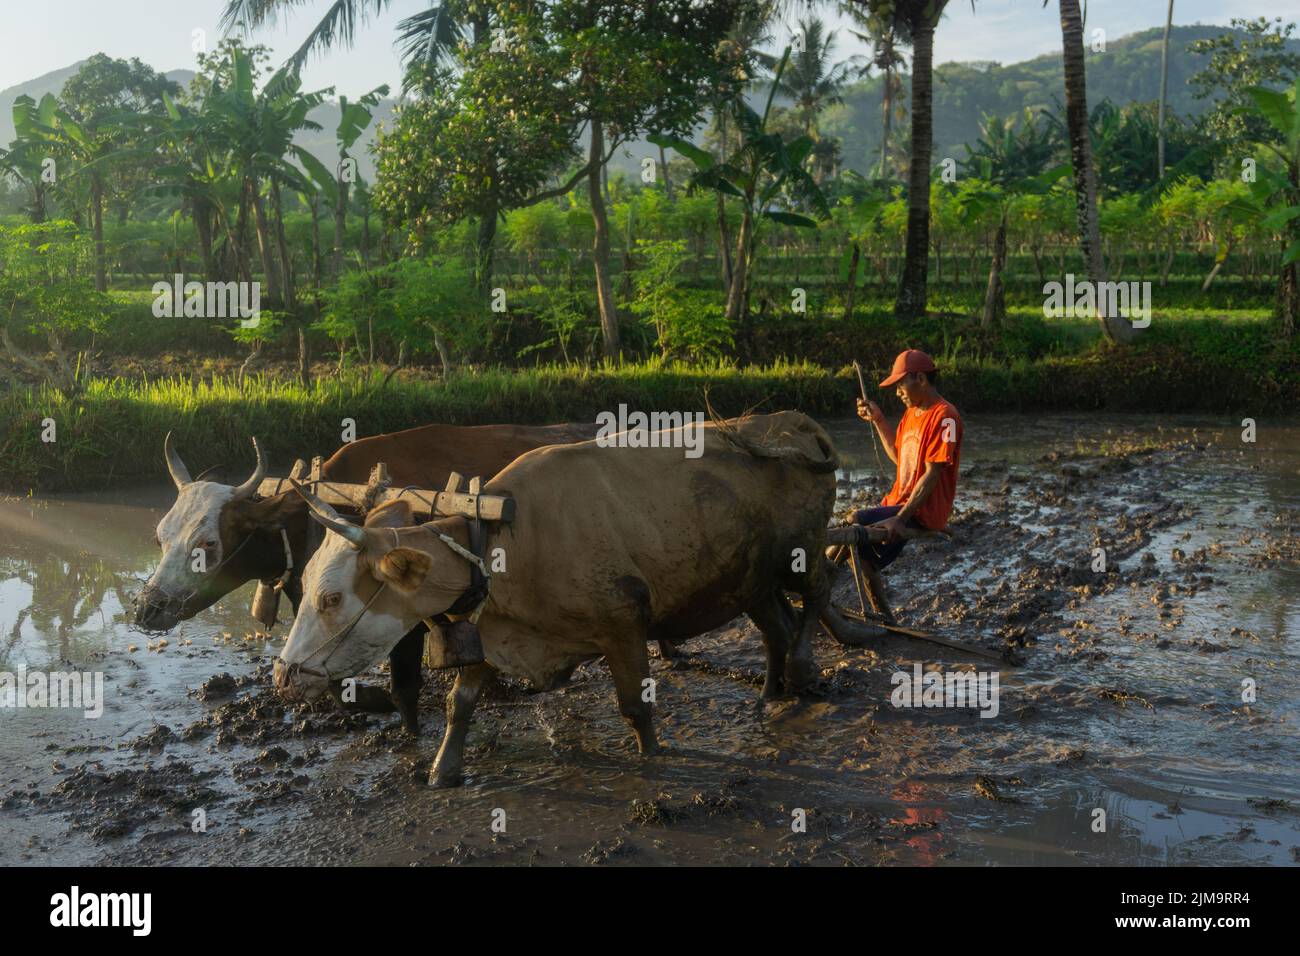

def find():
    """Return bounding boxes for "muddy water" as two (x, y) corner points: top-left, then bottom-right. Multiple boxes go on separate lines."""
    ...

(1, 414), (1298, 866)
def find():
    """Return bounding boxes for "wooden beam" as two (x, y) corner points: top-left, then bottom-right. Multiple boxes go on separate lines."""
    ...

(254, 475), (515, 523)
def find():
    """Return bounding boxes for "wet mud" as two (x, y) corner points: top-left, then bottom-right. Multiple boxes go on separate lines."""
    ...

(1, 414), (1298, 865)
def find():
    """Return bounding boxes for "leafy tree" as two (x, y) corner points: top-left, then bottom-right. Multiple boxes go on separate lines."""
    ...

(653, 47), (830, 343)
(59, 54), (179, 226)
(0, 221), (110, 394)
(959, 110), (1065, 326)
(1227, 77), (1300, 338)
(388, 256), (482, 375)
(1189, 17), (1300, 149)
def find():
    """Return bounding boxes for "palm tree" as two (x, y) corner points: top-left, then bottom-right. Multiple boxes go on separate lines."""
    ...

(221, 1), (469, 72)
(771, 16), (862, 138)
(852, 0), (948, 319)
(1157, 0), (1175, 178)
(1057, 0), (1135, 344)
(842, 1), (907, 179)
(221, 2), (509, 289)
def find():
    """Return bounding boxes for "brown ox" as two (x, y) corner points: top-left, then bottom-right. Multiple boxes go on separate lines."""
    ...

(273, 411), (839, 786)
(131, 421), (596, 729)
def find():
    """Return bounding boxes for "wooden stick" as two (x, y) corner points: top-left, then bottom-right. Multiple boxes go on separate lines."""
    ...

(847, 540), (869, 619)
(837, 606), (1010, 664)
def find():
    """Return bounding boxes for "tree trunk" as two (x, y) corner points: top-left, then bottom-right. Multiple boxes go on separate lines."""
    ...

(588, 119), (620, 358)
(1059, 0), (1134, 344)
(361, 206), (371, 267)
(1157, 0), (1174, 179)
(250, 180), (279, 305)
(271, 182), (294, 310)
(298, 327), (310, 388)
(659, 144), (674, 200)
(844, 241), (861, 323)
(475, 211), (497, 298)
(880, 62), (892, 179)
(716, 192), (733, 290)
(433, 331), (452, 377)
(194, 198), (215, 279)
(981, 212), (1007, 328)
(309, 197), (322, 289)
(1278, 256), (1297, 341)
(725, 205), (753, 328)
(233, 188), (252, 284)
(334, 168), (348, 277)
(1202, 239), (1233, 292)
(91, 174), (106, 292)
(895, 15), (934, 320)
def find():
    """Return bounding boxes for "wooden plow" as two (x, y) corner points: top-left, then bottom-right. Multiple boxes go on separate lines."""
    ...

(823, 521), (1012, 666)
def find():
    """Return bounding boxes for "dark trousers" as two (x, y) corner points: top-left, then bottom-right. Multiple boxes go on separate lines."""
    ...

(851, 504), (922, 569)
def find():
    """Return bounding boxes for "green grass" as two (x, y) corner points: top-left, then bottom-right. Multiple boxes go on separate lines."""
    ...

(3, 343), (1296, 493)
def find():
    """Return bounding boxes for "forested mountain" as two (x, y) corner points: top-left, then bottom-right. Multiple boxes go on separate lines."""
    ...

(821, 24), (1299, 171)
(4, 23), (1296, 185)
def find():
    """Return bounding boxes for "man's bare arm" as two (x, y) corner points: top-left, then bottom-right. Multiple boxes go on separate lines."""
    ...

(896, 460), (945, 522)
(856, 399), (898, 465)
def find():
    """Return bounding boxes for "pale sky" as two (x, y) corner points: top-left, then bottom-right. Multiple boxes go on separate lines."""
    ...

(0, 0), (1279, 97)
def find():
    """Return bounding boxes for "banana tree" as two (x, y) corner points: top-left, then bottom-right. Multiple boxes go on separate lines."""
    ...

(330, 86), (389, 277)
(651, 47), (829, 339)
(957, 160), (1069, 327)
(4, 94), (62, 223)
(1226, 78), (1300, 338)
(8, 94), (114, 289)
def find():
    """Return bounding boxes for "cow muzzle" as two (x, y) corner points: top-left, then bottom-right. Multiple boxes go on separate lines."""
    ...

(272, 658), (329, 703)
(130, 588), (184, 632)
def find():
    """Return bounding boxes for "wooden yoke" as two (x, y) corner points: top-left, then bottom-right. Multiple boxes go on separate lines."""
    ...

(255, 462), (515, 523)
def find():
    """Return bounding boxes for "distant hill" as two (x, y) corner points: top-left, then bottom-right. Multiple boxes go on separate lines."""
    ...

(822, 24), (1300, 172)
(5, 24), (1296, 187)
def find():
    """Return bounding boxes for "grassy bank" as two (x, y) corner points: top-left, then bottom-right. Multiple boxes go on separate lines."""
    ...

(3, 344), (1297, 493)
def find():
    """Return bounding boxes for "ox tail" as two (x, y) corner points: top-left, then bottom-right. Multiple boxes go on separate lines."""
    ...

(704, 398), (840, 474)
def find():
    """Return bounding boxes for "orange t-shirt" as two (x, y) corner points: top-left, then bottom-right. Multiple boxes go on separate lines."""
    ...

(881, 399), (962, 530)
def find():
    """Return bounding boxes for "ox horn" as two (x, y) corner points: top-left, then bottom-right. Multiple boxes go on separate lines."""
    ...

(232, 436), (267, 499)
(164, 431), (192, 489)
(288, 478), (366, 550)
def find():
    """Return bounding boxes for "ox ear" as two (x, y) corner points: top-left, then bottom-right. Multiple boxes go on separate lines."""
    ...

(373, 546), (433, 594)
(243, 492), (299, 532)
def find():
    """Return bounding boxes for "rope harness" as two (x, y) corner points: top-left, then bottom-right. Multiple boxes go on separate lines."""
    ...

(284, 521), (492, 684)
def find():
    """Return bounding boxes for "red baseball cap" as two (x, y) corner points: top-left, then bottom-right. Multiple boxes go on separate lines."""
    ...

(879, 349), (937, 387)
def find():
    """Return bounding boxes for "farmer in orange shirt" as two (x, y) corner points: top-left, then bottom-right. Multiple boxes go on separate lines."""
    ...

(852, 349), (963, 621)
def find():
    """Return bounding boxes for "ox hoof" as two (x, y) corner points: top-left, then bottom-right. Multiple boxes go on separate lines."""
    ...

(786, 658), (818, 693)
(428, 768), (465, 789)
